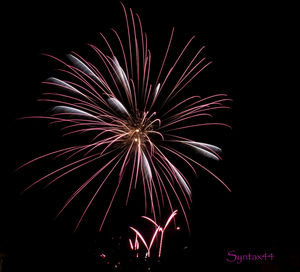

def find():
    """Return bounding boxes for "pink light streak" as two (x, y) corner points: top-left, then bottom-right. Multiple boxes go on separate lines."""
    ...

(129, 210), (178, 258)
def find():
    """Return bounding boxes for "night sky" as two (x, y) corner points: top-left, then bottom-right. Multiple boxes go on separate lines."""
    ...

(1, 1), (298, 272)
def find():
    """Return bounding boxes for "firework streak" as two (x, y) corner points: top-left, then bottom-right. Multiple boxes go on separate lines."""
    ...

(129, 210), (178, 258)
(18, 3), (231, 232)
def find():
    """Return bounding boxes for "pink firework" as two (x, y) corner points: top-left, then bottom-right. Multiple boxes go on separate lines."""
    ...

(18, 3), (231, 232)
(129, 211), (177, 258)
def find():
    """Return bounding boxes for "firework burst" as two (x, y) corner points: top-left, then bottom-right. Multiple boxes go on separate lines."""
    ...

(129, 210), (178, 258)
(18, 3), (231, 232)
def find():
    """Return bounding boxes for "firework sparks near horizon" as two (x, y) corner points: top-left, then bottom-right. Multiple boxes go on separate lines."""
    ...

(18, 3), (231, 232)
(129, 210), (178, 258)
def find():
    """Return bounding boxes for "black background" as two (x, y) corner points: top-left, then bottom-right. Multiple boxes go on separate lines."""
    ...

(1, 1), (297, 271)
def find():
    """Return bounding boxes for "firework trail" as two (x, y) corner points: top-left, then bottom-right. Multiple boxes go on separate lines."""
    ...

(134, 210), (178, 258)
(18, 3), (231, 232)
